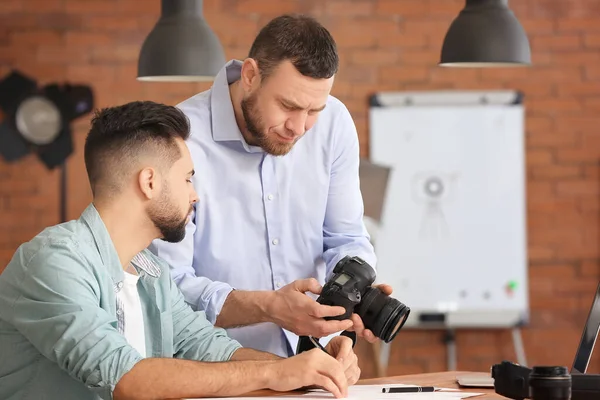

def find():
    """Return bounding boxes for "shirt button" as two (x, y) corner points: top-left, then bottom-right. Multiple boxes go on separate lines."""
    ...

(117, 282), (123, 289)
(267, 194), (274, 201)
(272, 238), (279, 245)
(116, 309), (123, 315)
(276, 282), (282, 288)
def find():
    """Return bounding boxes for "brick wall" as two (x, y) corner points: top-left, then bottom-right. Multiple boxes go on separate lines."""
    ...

(1, 0), (600, 378)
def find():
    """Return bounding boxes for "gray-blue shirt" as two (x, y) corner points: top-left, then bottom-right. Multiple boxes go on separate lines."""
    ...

(0, 204), (242, 400)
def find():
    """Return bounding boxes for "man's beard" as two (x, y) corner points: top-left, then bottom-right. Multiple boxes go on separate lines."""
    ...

(241, 92), (296, 156)
(148, 191), (191, 243)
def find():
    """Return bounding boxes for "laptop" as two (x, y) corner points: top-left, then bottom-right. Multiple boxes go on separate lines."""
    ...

(571, 281), (600, 374)
(458, 282), (600, 399)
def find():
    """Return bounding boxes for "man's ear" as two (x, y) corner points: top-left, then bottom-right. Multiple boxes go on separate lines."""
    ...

(240, 58), (261, 92)
(138, 167), (160, 200)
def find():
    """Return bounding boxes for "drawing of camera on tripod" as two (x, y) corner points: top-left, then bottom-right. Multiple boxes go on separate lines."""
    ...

(411, 171), (460, 240)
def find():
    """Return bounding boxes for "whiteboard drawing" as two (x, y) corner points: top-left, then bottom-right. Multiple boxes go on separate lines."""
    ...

(412, 171), (460, 240)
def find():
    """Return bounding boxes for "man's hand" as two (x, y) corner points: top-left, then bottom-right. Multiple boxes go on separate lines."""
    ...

(349, 283), (394, 343)
(267, 278), (354, 338)
(325, 336), (361, 385)
(266, 348), (348, 398)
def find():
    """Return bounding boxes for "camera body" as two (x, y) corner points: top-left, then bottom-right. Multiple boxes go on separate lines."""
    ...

(315, 255), (410, 344)
(317, 256), (376, 321)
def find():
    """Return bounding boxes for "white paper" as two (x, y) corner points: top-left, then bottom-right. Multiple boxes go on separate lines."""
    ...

(185, 383), (484, 400)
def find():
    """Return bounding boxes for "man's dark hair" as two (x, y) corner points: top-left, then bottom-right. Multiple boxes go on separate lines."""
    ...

(84, 100), (190, 196)
(248, 14), (339, 81)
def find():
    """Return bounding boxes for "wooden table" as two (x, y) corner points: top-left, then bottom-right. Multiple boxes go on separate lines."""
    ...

(241, 371), (506, 398)
(357, 371), (504, 398)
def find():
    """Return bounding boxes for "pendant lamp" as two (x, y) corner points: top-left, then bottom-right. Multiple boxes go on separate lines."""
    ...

(137, 0), (225, 82)
(439, 0), (531, 67)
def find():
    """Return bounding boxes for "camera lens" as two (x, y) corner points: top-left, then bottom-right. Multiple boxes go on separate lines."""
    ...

(355, 287), (410, 343)
(529, 366), (571, 400)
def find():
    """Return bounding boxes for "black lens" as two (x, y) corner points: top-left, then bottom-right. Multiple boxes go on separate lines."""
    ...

(529, 366), (571, 400)
(355, 287), (410, 343)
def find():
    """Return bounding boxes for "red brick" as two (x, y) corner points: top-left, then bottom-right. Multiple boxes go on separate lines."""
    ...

(65, 32), (114, 48)
(558, 18), (600, 32)
(552, 51), (600, 67)
(529, 98), (583, 115)
(84, 15), (140, 32)
(580, 260), (600, 277)
(10, 30), (63, 47)
(559, 83), (600, 97)
(21, 0), (63, 13)
(379, 66), (429, 83)
(528, 131), (580, 148)
(350, 49), (400, 66)
(429, 67), (480, 84)
(583, 165), (600, 179)
(325, 0), (374, 16)
(584, 33), (600, 48)
(236, 0), (299, 15)
(528, 198), (578, 213)
(532, 34), (582, 50)
(520, 19), (557, 34)
(64, 0), (113, 14)
(556, 179), (600, 196)
(530, 165), (582, 180)
(376, 0), (429, 16)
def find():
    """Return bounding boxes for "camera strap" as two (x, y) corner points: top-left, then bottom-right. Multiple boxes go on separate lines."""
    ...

(295, 330), (358, 355)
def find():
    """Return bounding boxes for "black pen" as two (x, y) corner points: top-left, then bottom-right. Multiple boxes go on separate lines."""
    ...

(308, 336), (330, 356)
(382, 386), (436, 393)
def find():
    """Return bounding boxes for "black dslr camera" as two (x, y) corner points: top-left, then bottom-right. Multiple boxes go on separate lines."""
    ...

(297, 256), (410, 353)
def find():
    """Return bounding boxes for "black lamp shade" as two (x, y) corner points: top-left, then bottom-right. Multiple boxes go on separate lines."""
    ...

(439, 0), (531, 67)
(137, 0), (226, 82)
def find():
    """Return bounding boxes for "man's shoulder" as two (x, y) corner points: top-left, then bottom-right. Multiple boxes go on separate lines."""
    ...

(325, 94), (351, 117)
(177, 90), (212, 122)
(2, 219), (97, 276)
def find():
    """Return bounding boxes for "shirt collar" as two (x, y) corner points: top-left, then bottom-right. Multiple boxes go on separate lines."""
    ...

(210, 59), (263, 153)
(80, 203), (160, 281)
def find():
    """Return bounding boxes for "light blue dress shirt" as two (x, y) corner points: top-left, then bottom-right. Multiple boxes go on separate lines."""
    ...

(149, 60), (376, 357)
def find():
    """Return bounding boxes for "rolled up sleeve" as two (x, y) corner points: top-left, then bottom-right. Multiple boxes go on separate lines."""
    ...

(3, 242), (143, 400)
(168, 272), (242, 362)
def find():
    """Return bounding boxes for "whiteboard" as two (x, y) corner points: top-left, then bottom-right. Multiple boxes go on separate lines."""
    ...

(369, 90), (528, 329)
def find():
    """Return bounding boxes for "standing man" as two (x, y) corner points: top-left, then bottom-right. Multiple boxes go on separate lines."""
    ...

(150, 14), (390, 357)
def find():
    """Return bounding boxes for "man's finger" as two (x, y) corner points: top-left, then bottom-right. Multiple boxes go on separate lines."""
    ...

(375, 283), (393, 295)
(312, 319), (354, 337)
(293, 278), (322, 294)
(362, 329), (377, 343)
(315, 376), (342, 399)
(350, 313), (365, 334)
(334, 337), (353, 364)
(311, 303), (347, 318)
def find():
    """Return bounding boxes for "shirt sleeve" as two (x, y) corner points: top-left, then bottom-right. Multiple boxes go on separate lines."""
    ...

(322, 103), (378, 277)
(0, 242), (143, 400)
(148, 204), (234, 324)
(167, 267), (243, 362)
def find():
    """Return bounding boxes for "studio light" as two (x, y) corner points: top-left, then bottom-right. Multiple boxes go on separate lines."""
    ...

(0, 70), (94, 222)
(439, 0), (531, 67)
(137, 0), (225, 82)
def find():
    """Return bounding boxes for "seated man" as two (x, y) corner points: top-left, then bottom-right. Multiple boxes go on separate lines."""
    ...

(0, 101), (359, 400)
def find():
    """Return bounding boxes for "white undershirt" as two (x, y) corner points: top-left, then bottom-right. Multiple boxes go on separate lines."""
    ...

(119, 271), (147, 357)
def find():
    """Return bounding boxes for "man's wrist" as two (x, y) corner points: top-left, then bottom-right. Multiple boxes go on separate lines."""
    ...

(258, 290), (278, 324)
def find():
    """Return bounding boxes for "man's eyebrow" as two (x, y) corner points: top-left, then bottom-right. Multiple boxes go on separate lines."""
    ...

(280, 97), (326, 112)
